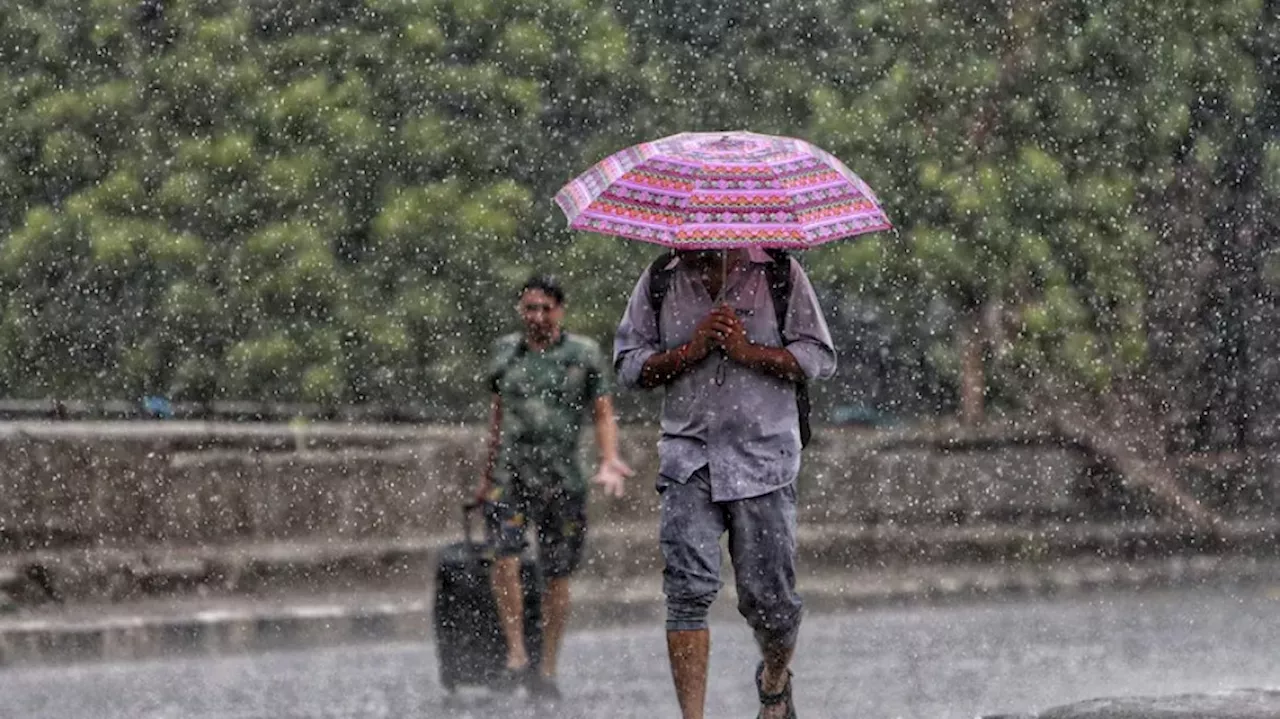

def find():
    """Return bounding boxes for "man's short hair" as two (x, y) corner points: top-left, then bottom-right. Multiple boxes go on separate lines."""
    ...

(521, 274), (565, 305)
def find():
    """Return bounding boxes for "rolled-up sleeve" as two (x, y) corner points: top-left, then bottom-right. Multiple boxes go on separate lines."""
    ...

(613, 270), (661, 389)
(783, 260), (837, 381)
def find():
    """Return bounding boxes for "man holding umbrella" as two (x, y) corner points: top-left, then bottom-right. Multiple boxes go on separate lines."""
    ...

(557, 132), (891, 719)
(614, 246), (834, 719)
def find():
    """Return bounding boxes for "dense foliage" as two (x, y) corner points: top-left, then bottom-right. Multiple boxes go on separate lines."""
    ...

(1, 0), (1276, 439)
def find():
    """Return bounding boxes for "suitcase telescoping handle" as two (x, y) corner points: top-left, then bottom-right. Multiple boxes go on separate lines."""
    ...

(462, 500), (481, 545)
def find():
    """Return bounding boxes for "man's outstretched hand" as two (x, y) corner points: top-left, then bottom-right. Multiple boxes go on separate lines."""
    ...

(592, 457), (634, 498)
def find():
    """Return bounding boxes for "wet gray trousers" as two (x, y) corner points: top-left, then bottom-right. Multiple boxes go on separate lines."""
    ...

(658, 466), (802, 650)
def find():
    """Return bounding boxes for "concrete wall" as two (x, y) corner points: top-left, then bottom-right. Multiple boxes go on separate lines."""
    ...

(0, 423), (475, 549)
(4, 420), (1277, 555)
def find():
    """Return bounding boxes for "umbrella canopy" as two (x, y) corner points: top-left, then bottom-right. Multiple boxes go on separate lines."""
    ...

(554, 131), (892, 250)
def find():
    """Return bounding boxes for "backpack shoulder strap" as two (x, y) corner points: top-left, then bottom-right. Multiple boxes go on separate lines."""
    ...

(763, 249), (793, 337)
(762, 249), (813, 448)
(645, 251), (678, 336)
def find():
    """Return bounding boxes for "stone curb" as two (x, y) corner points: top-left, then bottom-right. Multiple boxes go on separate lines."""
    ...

(984, 689), (1280, 719)
(3, 519), (1277, 607)
(2, 555), (1279, 668)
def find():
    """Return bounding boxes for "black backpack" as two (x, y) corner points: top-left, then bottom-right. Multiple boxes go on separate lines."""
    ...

(645, 250), (813, 448)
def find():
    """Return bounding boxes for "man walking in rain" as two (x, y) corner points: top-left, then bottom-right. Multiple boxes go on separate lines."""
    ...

(614, 248), (836, 719)
(475, 274), (633, 701)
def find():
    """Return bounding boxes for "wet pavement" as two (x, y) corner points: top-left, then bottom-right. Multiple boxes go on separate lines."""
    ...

(1, 585), (1278, 719)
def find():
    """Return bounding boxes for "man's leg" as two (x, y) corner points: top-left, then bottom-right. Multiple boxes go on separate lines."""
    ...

(538, 575), (570, 677)
(490, 555), (529, 671)
(486, 485), (531, 672)
(529, 488), (588, 694)
(659, 468), (726, 719)
(727, 483), (802, 719)
(667, 628), (710, 719)
(757, 639), (796, 719)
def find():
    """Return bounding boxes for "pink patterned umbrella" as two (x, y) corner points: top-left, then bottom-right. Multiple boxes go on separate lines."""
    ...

(554, 131), (892, 250)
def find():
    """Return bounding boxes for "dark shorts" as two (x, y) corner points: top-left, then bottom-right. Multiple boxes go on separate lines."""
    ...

(657, 466), (802, 645)
(484, 480), (588, 578)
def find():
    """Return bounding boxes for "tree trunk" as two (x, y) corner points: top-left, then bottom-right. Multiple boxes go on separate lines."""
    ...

(1041, 388), (1222, 532)
(958, 307), (985, 426)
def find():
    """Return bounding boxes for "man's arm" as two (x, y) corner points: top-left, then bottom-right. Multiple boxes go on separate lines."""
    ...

(720, 260), (835, 383)
(638, 345), (696, 388)
(613, 271), (662, 389)
(590, 394), (633, 496)
(592, 394), (621, 464)
(614, 265), (747, 388)
(474, 393), (502, 502)
(637, 311), (727, 388)
(775, 261), (837, 381)
(638, 341), (704, 389)
(617, 268), (720, 390)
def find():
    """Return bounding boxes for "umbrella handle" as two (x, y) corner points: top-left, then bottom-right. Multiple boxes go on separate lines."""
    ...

(718, 250), (727, 303)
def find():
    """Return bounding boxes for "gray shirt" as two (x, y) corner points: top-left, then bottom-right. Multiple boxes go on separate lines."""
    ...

(613, 248), (837, 501)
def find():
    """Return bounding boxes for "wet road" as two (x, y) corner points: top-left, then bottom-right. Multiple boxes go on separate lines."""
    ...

(2, 586), (1279, 719)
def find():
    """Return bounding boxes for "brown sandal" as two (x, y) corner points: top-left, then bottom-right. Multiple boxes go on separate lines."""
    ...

(754, 661), (797, 719)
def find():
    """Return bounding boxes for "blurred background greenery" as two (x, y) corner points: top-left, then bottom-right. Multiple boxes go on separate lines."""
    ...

(1, 0), (1276, 449)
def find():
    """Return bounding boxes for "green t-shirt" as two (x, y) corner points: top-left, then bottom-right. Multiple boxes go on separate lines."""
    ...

(487, 332), (611, 494)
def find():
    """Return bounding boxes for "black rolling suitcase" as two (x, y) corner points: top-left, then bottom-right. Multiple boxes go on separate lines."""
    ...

(433, 502), (542, 693)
